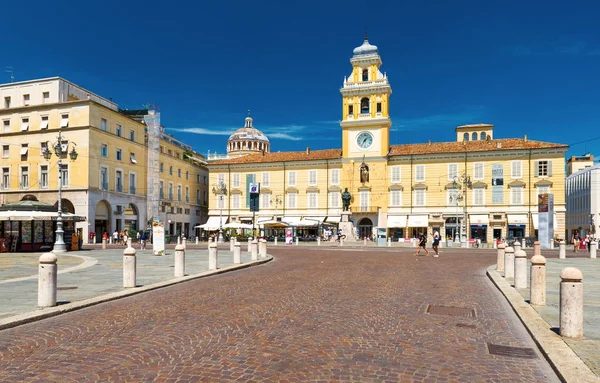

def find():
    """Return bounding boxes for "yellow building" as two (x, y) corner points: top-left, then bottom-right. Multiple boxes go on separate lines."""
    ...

(208, 36), (568, 244)
(0, 77), (208, 249)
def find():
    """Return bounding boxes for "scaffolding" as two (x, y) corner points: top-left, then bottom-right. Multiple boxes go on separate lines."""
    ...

(144, 109), (161, 227)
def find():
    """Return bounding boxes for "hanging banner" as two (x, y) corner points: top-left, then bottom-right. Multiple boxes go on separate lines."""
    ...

(538, 193), (554, 249)
(152, 221), (165, 256)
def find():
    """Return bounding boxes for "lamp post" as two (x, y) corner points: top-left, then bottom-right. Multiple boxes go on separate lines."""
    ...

(42, 131), (78, 253)
(452, 174), (472, 247)
(212, 181), (227, 243)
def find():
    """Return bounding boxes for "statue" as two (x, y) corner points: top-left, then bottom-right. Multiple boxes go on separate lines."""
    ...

(342, 188), (352, 211)
(360, 162), (369, 183)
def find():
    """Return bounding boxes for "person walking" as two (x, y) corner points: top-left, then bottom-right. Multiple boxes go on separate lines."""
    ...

(572, 231), (580, 253)
(432, 229), (441, 257)
(414, 231), (430, 256)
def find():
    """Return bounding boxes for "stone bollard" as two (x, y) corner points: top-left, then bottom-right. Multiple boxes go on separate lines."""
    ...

(559, 267), (584, 338)
(340, 237), (344, 247)
(247, 238), (252, 253)
(514, 249), (528, 289)
(259, 239), (267, 258)
(209, 242), (218, 270)
(275, 237), (278, 246)
(559, 240), (566, 259)
(102, 237), (107, 249)
(230, 239), (234, 252)
(127, 237), (132, 248)
(317, 237), (320, 246)
(513, 241), (521, 253)
(364, 238), (367, 246)
(233, 242), (241, 264)
(504, 246), (515, 280)
(195, 236), (199, 245)
(496, 243), (506, 272)
(38, 252), (58, 307)
(387, 238), (391, 247)
(295, 237), (299, 246)
(533, 241), (541, 256)
(123, 247), (136, 288)
(590, 241), (597, 259)
(530, 255), (547, 306)
(174, 244), (185, 277)
(182, 238), (186, 251)
(251, 239), (258, 261)
(177, 236), (181, 245)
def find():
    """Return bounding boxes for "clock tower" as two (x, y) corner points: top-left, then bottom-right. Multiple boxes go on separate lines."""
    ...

(340, 34), (392, 159)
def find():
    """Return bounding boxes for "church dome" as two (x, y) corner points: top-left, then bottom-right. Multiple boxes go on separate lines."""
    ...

(227, 112), (270, 158)
(353, 34), (378, 57)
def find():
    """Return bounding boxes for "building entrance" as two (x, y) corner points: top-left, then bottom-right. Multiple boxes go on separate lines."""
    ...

(358, 218), (373, 240)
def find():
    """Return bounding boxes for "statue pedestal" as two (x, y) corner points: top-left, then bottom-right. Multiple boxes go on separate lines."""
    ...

(340, 211), (355, 241)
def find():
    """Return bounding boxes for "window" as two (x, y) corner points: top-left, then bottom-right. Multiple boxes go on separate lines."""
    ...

(160, 163), (164, 173)
(308, 192), (318, 208)
(60, 164), (69, 187)
(537, 185), (550, 200)
(20, 144), (28, 158)
(101, 118), (107, 131)
(359, 191), (370, 211)
(129, 130), (135, 142)
(169, 166), (173, 175)
(101, 144), (108, 157)
(535, 160), (552, 177)
(168, 149), (172, 156)
(510, 186), (524, 205)
(348, 105), (353, 116)
(262, 172), (270, 187)
(40, 116), (48, 130)
(415, 165), (425, 182)
(23, 94), (30, 105)
(178, 169), (182, 177)
(232, 194), (240, 209)
(330, 169), (340, 185)
(60, 114), (69, 128)
(287, 192), (297, 208)
(360, 98), (369, 114)
(390, 166), (401, 183)
(2, 145), (8, 158)
(448, 163), (458, 180)
(262, 193), (271, 209)
(473, 188), (484, 205)
(186, 171), (189, 180)
(20, 166), (29, 189)
(116, 149), (122, 161)
(177, 185), (182, 201)
(376, 102), (382, 113)
(288, 171), (296, 186)
(511, 161), (522, 179)
(308, 170), (317, 186)
(218, 173), (225, 185)
(185, 186), (189, 203)
(21, 118), (29, 131)
(390, 190), (402, 206)
(2, 120), (9, 133)
(130, 153), (137, 164)
(232, 173), (240, 188)
(471, 132), (477, 141)
(100, 167), (109, 190)
(1, 167), (10, 189)
(43, 92), (49, 103)
(414, 189), (425, 206)
(463, 132), (469, 141)
(168, 183), (174, 200)
(4, 97), (10, 108)
(480, 132), (486, 140)
(473, 162), (484, 180)
(330, 192), (340, 208)
(362, 68), (368, 81)
(116, 124), (122, 137)
(116, 170), (123, 192)
(39, 165), (48, 189)
(129, 173), (136, 194)
(159, 180), (164, 198)
(203, 176), (207, 185)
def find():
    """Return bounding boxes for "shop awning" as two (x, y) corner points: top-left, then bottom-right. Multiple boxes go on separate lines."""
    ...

(282, 216), (302, 226)
(387, 215), (407, 228)
(507, 214), (528, 225)
(408, 215), (429, 227)
(469, 214), (489, 226)
(532, 213), (558, 229)
(0, 210), (86, 221)
(195, 216), (227, 230)
(326, 216), (341, 223)
(260, 220), (288, 227)
(297, 217), (325, 227)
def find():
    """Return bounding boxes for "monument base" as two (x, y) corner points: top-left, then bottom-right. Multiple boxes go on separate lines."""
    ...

(340, 211), (355, 241)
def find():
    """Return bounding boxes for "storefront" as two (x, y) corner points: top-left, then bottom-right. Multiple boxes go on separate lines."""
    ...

(408, 215), (429, 238)
(469, 214), (489, 243)
(444, 216), (461, 241)
(386, 215), (406, 240)
(507, 214), (527, 239)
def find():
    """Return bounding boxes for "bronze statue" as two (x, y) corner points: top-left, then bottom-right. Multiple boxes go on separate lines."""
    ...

(342, 188), (352, 211)
(360, 162), (369, 183)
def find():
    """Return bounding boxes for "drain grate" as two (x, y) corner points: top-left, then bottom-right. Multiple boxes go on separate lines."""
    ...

(427, 305), (476, 318)
(487, 343), (537, 359)
(57, 286), (78, 290)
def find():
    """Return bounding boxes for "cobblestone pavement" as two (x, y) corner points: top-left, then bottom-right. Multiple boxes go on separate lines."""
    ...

(0, 248), (559, 382)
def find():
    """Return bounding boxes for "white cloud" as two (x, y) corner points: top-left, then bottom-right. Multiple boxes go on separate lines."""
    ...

(168, 127), (233, 136)
(267, 133), (303, 141)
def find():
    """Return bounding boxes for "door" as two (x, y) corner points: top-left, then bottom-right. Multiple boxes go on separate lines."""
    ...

(358, 218), (373, 239)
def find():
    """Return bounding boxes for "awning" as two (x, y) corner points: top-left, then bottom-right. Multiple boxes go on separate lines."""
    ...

(260, 220), (288, 227)
(282, 216), (302, 226)
(469, 214), (489, 226)
(532, 213), (558, 230)
(40, 119), (49, 130)
(20, 147), (28, 155)
(130, 153), (137, 164)
(223, 222), (253, 229)
(326, 216), (341, 223)
(387, 215), (407, 228)
(60, 116), (69, 128)
(0, 210), (86, 221)
(507, 214), (528, 225)
(21, 121), (29, 131)
(408, 215), (429, 227)
(195, 216), (227, 230)
(257, 217), (273, 223)
(297, 216), (325, 226)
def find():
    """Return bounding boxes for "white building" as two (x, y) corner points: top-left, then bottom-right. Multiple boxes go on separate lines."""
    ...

(565, 159), (600, 239)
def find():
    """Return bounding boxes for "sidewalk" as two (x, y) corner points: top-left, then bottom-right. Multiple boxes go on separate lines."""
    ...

(0, 245), (269, 329)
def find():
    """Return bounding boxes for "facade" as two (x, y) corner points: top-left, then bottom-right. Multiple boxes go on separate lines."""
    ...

(565, 161), (600, 240)
(0, 77), (208, 248)
(207, 36), (569, 243)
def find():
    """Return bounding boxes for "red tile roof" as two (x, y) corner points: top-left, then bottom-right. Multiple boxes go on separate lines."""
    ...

(209, 148), (342, 165)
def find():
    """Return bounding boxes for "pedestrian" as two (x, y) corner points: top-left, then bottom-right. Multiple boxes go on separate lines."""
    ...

(140, 231), (147, 250)
(112, 230), (118, 245)
(572, 231), (580, 253)
(123, 232), (128, 247)
(414, 230), (430, 256)
(586, 233), (591, 252)
(432, 229), (441, 257)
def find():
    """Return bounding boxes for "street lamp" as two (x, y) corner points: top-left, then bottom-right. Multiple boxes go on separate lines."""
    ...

(212, 181), (227, 243)
(42, 130), (78, 253)
(452, 174), (472, 247)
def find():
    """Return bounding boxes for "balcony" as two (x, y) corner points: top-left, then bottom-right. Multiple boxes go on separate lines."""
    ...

(116, 184), (123, 193)
(129, 186), (136, 194)
(101, 182), (109, 191)
(169, 193), (173, 201)
(160, 191), (165, 199)
(186, 196), (189, 203)
(353, 206), (379, 213)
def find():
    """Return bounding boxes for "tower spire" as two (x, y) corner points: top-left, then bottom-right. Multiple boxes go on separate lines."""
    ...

(364, 28), (368, 41)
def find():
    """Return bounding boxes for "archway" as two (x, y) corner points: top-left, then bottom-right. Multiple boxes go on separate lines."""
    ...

(358, 217), (373, 240)
(94, 200), (111, 242)
(54, 199), (75, 213)
(124, 203), (139, 233)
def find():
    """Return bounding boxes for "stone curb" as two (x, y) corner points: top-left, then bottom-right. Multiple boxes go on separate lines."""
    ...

(486, 265), (598, 383)
(0, 255), (273, 332)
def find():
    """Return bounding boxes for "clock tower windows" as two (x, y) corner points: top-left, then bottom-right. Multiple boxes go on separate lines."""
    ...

(360, 98), (370, 114)
(362, 69), (369, 81)
(376, 102), (382, 113)
(348, 104), (353, 116)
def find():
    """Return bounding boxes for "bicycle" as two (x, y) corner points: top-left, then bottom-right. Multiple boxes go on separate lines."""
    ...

(335, 234), (347, 242)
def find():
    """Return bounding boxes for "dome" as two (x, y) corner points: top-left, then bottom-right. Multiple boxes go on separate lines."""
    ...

(226, 112), (270, 157)
(228, 116), (270, 143)
(353, 34), (378, 57)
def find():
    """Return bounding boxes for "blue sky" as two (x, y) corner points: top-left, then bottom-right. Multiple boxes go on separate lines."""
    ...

(2, 0), (599, 159)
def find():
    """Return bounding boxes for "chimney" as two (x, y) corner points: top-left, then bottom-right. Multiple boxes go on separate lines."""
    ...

(523, 134), (527, 141)
(306, 146), (310, 154)
(428, 140), (431, 145)
(496, 142), (502, 149)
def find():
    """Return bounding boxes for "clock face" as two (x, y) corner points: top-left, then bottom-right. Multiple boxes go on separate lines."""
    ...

(356, 131), (374, 149)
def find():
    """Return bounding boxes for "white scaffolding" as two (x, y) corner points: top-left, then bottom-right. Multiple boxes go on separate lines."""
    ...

(144, 109), (161, 227)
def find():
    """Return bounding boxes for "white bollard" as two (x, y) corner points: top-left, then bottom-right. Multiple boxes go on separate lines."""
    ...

(317, 237), (320, 246)
(38, 252), (57, 307)
(195, 236), (199, 245)
(295, 237), (299, 246)
(387, 238), (391, 247)
(126, 237), (132, 248)
(247, 238), (252, 253)
(530, 255), (546, 306)
(233, 242), (241, 264)
(559, 240), (566, 259)
(559, 267), (584, 338)
(123, 247), (136, 288)
(182, 238), (186, 251)
(504, 246), (515, 280)
(177, 236), (181, 245)
(251, 239), (258, 261)
(230, 239), (234, 252)
(102, 238), (107, 249)
(590, 241), (597, 259)
(514, 249), (528, 289)
(339, 238), (344, 247)
(363, 238), (367, 246)
(209, 242), (218, 270)
(513, 241), (521, 254)
(496, 243), (506, 272)
(259, 239), (267, 258)
(174, 244), (185, 277)
(275, 237), (278, 246)
(534, 241), (541, 256)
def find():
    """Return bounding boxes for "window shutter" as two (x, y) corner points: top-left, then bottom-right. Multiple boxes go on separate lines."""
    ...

(533, 161), (539, 177)
(547, 160), (552, 177)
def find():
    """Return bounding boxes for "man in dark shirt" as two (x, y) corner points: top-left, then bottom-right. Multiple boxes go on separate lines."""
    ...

(414, 231), (430, 256)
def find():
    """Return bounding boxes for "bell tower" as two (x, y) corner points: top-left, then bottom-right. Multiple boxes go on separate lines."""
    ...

(340, 34), (392, 159)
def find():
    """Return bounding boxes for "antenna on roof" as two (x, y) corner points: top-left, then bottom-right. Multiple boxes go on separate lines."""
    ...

(5, 66), (14, 82)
